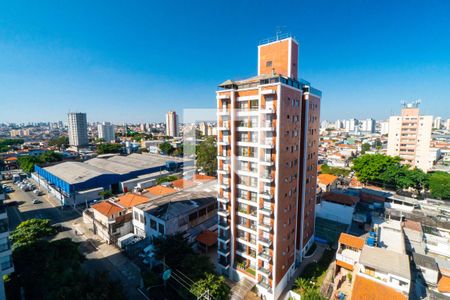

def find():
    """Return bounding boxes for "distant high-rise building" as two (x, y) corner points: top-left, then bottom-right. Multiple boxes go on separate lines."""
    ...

(380, 121), (389, 135)
(344, 118), (357, 132)
(165, 111), (178, 137)
(387, 101), (433, 172)
(97, 122), (115, 143)
(216, 34), (321, 300)
(433, 117), (442, 129)
(334, 119), (344, 129)
(68, 112), (88, 147)
(199, 121), (209, 136)
(360, 118), (376, 133)
(446, 118), (450, 130)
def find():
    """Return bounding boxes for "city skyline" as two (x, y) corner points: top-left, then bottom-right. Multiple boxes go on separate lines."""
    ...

(0, 0), (449, 123)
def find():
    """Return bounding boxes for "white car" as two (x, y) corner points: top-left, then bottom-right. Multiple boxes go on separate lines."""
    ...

(32, 199), (41, 204)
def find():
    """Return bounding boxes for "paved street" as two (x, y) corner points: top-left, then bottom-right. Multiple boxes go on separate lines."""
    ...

(3, 179), (145, 300)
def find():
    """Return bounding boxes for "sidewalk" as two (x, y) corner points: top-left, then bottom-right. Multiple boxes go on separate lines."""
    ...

(73, 221), (144, 299)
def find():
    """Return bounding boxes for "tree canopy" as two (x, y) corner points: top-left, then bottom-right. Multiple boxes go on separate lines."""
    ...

(0, 138), (24, 152)
(18, 151), (63, 173)
(151, 234), (228, 299)
(361, 143), (371, 154)
(196, 137), (217, 176)
(6, 218), (125, 300)
(96, 143), (122, 154)
(190, 273), (230, 300)
(320, 164), (351, 177)
(48, 136), (69, 148)
(10, 218), (57, 250)
(158, 141), (174, 155)
(428, 171), (450, 200)
(352, 154), (429, 192)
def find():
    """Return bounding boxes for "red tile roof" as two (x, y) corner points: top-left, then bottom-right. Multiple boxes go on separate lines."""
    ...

(193, 174), (216, 181)
(339, 233), (365, 250)
(4, 157), (17, 161)
(196, 230), (218, 247)
(171, 178), (196, 189)
(336, 260), (354, 271)
(146, 185), (177, 196)
(351, 275), (407, 300)
(318, 174), (338, 185)
(438, 275), (450, 294)
(91, 201), (124, 217)
(117, 193), (150, 208)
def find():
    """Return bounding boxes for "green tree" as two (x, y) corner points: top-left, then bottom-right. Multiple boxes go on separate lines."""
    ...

(96, 143), (122, 154)
(361, 143), (371, 154)
(152, 233), (194, 268)
(159, 141), (174, 155)
(99, 189), (113, 199)
(0, 138), (24, 152)
(156, 175), (178, 185)
(7, 218), (125, 300)
(196, 137), (217, 176)
(428, 172), (450, 200)
(17, 155), (40, 173)
(18, 151), (63, 173)
(10, 218), (57, 249)
(190, 273), (230, 300)
(374, 138), (382, 150)
(352, 154), (402, 184)
(39, 151), (63, 163)
(180, 254), (215, 280)
(321, 164), (350, 177)
(48, 136), (69, 148)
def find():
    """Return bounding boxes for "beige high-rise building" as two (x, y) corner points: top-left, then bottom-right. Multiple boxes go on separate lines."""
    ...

(216, 34), (321, 300)
(387, 101), (433, 172)
(68, 112), (88, 148)
(165, 111), (178, 137)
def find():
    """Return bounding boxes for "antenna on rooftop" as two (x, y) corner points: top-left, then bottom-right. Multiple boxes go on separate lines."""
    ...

(275, 25), (287, 40)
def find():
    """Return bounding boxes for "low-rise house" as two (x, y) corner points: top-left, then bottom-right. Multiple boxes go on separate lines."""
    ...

(357, 245), (411, 295)
(133, 180), (217, 243)
(317, 174), (338, 192)
(84, 193), (151, 244)
(412, 253), (439, 286)
(336, 233), (365, 272)
(351, 275), (407, 300)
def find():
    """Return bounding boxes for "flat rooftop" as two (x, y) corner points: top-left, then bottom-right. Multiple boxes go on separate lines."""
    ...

(136, 180), (217, 220)
(378, 220), (406, 254)
(359, 245), (411, 279)
(42, 153), (188, 184)
(43, 161), (113, 184)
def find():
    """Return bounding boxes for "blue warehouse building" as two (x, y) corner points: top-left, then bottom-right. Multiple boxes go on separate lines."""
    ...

(34, 153), (187, 206)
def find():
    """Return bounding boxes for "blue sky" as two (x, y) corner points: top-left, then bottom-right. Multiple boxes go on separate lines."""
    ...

(0, 0), (449, 123)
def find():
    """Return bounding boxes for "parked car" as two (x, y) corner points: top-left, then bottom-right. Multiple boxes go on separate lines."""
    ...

(32, 199), (41, 204)
(33, 190), (43, 196)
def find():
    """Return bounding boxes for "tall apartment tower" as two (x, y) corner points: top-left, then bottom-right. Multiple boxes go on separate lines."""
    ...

(216, 35), (321, 300)
(67, 112), (89, 148)
(97, 122), (115, 143)
(387, 101), (433, 172)
(0, 188), (14, 299)
(165, 111), (178, 137)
